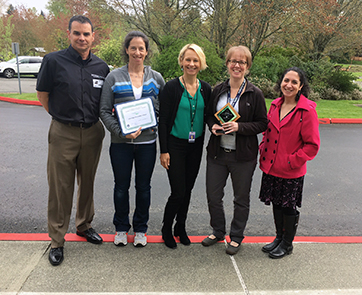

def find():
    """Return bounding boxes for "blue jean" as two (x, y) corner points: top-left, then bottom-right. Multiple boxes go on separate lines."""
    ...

(110, 142), (156, 233)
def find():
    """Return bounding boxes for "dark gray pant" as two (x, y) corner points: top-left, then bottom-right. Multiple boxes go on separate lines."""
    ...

(206, 150), (257, 243)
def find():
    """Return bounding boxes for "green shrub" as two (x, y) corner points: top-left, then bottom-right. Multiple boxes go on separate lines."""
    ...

(327, 70), (359, 93)
(320, 88), (346, 100)
(151, 36), (183, 80)
(350, 89), (362, 100)
(308, 90), (321, 102)
(250, 55), (289, 82)
(248, 76), (278, 99)
(94, 36), (124, 68)
(258, 46), (300, 59)
(152, 35), (224, 85)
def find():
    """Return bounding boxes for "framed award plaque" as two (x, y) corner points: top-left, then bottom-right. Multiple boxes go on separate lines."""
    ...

(214, 103), (240, 123)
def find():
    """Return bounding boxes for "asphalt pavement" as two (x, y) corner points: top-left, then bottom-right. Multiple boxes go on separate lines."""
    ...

(0, 88), (362, 294)
(0, 76), (37, 93)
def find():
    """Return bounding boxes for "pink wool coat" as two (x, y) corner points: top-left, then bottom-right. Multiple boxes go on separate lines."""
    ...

(259, 94), (320, 179)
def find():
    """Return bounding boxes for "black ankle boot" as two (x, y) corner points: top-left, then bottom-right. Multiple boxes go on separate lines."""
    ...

(162, 224), (177, 249)
(174, 223), (190, 246)
(268, 239), (293, 258)
(269, 212), (299, 259)
(262, 206), (283, 253)
(262, 236), (283, 253)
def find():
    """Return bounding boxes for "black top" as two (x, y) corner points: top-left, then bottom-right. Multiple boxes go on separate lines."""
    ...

(36, 45), (110, 124)
(205, 79), (268, 162)
(158, 77), (212, 154)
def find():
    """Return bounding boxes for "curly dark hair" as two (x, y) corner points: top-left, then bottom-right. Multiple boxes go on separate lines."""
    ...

(274, 67), (310, 101)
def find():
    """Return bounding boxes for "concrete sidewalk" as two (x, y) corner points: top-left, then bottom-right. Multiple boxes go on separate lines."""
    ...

(1, 237), (362, 294)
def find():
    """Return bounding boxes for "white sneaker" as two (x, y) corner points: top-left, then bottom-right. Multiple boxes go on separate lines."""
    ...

(114, 231), (127, 246)
(133, 232), (147, 247)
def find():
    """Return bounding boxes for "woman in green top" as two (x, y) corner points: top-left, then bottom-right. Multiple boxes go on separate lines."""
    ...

(158, 44), (211, 249)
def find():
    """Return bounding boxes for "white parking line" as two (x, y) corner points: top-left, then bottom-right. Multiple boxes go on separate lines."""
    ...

(224, 239), (250, 295)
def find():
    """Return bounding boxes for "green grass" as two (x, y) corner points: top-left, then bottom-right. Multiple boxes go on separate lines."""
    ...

(315, 99), (362, 118)
(265, 98), (362, 118)
(337, 64), (362, 77)
(0, 93), (38, 101)
(352, 72), (362, 81)
(1, 93), (362, 118)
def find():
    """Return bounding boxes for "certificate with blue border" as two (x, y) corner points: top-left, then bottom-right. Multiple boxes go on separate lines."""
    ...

(115, 97), (157, 135)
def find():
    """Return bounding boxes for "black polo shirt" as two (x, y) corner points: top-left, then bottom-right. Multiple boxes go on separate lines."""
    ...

(36, 45), (110, 124)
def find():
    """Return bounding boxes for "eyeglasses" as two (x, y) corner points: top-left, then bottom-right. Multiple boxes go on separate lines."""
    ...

(228, 60), (248, 66)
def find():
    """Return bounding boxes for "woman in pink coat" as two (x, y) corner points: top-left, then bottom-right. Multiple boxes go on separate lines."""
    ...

(259, 67), (320, 259)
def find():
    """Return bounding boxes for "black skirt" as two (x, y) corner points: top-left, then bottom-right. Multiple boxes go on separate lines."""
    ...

(259, 173), (304, 209)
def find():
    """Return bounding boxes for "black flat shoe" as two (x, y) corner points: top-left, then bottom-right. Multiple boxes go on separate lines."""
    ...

(226, 241), (241, 255)
(201, 235), (223, 246)
(49, 247), (64, 266)
(76, 228), (103, 244)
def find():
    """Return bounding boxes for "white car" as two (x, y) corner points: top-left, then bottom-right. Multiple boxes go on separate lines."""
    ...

(0, 56), (43, 78)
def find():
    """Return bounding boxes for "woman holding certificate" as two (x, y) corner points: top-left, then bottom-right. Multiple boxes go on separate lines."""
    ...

(158, 44), (211, 249)
(100, 31), (165, 247)
(202, 46), (268, 255)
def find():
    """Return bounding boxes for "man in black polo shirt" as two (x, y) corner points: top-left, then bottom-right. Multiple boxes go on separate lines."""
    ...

(37, 15), (109, 266)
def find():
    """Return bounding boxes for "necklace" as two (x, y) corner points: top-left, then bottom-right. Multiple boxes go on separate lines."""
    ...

(130, 72), (143, 78)
(182, 76), (199, 98)
(129, 66), (144, 78)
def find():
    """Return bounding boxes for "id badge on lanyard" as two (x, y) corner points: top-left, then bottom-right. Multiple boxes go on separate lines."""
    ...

(188, 131), (196, 143)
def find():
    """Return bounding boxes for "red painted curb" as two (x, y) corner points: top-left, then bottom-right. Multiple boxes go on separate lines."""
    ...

(318, 118), (331, 124)
(1, 233), (361, 244)
(0, 96), (42, 106)
(319, 118), (362, 124)
(330, 118), (362, 124)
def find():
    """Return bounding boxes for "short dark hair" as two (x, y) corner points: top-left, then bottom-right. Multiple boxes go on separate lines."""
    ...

(274, 67), (310, 101)
(68, 15), (93, 32)
(123, 31), (149, 63)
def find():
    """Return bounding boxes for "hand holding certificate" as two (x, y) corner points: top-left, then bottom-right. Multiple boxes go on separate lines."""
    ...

(115, 97), (157, 136)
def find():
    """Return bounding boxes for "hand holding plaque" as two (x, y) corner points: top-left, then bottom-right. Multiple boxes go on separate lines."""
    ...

(214, 103), (240, 123)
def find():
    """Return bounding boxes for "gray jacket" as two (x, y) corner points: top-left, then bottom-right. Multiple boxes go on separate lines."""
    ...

(100, 65), (165, 143)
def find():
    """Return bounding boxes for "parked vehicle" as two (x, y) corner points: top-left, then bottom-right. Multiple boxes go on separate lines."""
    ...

(0, 56), (43, 78)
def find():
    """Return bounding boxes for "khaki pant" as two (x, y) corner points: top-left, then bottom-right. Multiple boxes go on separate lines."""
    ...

(47, 120), (105, 248)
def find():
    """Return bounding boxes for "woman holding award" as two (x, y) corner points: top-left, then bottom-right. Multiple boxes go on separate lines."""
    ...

(158, 44), (211, 249)
(100, 31), (165, 247)
(201, 46), (268, 255)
